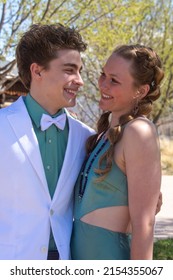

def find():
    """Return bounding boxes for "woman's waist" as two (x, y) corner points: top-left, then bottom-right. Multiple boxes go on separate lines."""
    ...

(78, 206), (130, 233)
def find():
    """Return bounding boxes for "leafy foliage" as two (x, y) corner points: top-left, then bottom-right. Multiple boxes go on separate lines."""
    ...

(154, 238), (173, 260)
(0, 0), (173, 127)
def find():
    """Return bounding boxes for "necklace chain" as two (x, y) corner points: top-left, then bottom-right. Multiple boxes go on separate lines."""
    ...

(78, 133), (108, 199)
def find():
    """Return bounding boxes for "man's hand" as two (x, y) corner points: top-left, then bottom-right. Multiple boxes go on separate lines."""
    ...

(156, 192), (163, 215)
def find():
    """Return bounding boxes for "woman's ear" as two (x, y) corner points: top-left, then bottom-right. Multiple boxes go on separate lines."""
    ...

(136, 84), (150, 99)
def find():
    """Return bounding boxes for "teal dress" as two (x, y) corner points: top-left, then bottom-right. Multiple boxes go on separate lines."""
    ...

(71, 137), (131, 260)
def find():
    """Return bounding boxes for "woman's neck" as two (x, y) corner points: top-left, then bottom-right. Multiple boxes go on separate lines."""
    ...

(110, 113), (120, 128)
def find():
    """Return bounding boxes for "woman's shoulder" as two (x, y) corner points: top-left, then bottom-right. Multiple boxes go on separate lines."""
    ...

(125, 116), (156, 132)
(123, 116), (158, 142)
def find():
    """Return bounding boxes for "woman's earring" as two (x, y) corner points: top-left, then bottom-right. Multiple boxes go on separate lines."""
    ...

(133, 99), (139, 116)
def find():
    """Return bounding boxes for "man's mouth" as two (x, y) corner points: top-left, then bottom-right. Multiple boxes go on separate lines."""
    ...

(64, 88), (78, 98)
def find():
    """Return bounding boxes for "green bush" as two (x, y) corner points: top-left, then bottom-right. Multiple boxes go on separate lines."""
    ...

(153, 238), (173, 260)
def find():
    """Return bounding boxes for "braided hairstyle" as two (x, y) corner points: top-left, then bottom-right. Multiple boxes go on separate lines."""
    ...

(86, 44), (164, 180)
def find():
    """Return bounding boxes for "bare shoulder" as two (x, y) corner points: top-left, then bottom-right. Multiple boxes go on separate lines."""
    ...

(123, 117), (158, 141)
(115, 117), (160, 175)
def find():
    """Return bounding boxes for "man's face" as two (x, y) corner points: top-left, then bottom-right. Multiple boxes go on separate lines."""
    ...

(31, 49), (84, 114)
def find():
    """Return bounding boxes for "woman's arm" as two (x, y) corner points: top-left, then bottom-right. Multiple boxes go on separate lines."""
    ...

(123, 118), (161, 260)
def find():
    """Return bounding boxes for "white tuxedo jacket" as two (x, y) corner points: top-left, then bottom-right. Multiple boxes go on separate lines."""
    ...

(0, 97), (94, 260)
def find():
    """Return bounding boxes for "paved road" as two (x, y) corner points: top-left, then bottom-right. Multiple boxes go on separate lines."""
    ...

(154, 175), (173, 239)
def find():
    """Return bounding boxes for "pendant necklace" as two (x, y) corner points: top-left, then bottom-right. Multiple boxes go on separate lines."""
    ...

(78, 132), (108, 199)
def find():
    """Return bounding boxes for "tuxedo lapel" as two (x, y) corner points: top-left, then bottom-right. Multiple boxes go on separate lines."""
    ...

(7, 98), (49, 196)
(52, 112), (83, 201)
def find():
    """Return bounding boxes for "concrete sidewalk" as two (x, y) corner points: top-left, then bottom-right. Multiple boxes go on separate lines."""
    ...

(154, 175), (173, 239)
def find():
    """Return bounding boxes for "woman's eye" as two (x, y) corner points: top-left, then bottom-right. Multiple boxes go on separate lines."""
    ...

(111, 78), (118, 84)
(100, 72), (105, 77)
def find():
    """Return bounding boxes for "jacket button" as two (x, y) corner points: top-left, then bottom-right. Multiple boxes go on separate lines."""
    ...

(41, 246), (47, 253)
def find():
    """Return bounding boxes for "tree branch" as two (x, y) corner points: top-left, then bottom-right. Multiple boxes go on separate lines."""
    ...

(0, 3), (6, 34)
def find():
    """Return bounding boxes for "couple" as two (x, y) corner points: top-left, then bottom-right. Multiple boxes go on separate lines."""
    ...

(0, 24), (164, 260)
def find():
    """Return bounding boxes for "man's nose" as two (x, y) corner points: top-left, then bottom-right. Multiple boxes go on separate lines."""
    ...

(73, 73), (84, 86)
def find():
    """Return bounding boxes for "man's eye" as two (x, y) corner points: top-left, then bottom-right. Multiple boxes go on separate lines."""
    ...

(65, 69), (74, 73)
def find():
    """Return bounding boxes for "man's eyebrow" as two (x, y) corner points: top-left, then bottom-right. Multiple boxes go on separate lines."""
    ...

(63, 63), (83, 71)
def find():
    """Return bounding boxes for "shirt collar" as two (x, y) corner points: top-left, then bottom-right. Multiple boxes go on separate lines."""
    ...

(23, 93), (65, 129)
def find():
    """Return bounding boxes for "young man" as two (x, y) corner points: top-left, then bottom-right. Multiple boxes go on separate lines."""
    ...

(0, 24), (94, 260)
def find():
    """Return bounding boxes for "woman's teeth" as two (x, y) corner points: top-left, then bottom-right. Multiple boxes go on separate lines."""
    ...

(102, 93), (112, 99)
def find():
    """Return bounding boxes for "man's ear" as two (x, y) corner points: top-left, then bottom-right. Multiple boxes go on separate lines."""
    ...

(30, 63), (42, 79)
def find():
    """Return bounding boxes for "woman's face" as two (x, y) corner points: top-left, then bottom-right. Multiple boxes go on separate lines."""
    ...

(98, 53), (138, 118)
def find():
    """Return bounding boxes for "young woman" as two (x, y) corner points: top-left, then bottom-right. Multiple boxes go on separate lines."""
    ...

(71, 44), (164, 260)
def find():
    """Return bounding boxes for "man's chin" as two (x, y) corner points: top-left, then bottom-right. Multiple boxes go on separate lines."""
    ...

(66, 98), (76, 107)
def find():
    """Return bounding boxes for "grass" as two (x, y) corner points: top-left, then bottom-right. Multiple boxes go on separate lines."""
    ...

(160, 137), (173, 175)
(154, 238), (173, 260)
(154, 137), (173, 260)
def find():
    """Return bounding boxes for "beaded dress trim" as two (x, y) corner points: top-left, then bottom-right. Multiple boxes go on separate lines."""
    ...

(78, 132), (108, 199)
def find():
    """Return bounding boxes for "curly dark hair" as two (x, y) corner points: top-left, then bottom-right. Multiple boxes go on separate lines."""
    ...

(16, 23), (87, 89)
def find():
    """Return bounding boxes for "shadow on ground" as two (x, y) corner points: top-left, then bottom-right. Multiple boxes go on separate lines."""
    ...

(155, 218), (173, 240)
